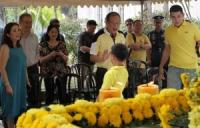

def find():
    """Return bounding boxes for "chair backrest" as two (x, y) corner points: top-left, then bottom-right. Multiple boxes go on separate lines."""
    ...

(65, 73), (81, 103)
(70, 63), (97, 100)
(146, 67), (159, 82)
(71, 63), (93, 87)
(127, 59), (148, 69)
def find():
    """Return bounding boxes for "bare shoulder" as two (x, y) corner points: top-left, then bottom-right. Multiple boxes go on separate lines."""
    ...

(0, 44), (9, 54)
(0, 44), (9, 50)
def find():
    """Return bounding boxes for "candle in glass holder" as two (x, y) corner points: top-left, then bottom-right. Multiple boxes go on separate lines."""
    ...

(137, 81), (159, 95)
(99, 87), (120, 102)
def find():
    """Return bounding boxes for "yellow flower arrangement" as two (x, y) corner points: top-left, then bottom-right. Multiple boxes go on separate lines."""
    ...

(188, 106), (200, 128)
(17, 88), (190, 128)
(180, 72), (200, 128)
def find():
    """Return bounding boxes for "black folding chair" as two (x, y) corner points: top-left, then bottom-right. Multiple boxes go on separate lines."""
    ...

(125, 59), (149, 98)
(65, 73), (81, 103)
(70, 63), (97, 101)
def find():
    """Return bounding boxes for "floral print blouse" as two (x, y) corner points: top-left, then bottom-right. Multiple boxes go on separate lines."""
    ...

(39, 41), (69, 77)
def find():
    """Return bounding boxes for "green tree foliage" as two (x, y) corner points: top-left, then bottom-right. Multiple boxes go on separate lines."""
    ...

(60, 17), (82, 64)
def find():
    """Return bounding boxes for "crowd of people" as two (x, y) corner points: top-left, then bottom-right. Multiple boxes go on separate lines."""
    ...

(0, 4), (200, 128)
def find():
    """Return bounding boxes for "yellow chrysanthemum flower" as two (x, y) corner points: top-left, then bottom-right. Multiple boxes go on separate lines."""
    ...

(180, 73), (190, 89)
(58, 124), (80, 128)
(130, 100), (142, 111)
(84, 112), (96, 126)
(98, 114), (109, 127)
(41, 114), (68, 127)
(30, 119), (40, 128)
(109, 104), (122, 115)
(189, 106), (200, 128)
(73, 114), (83, 121)
(100, 106), (109, 115)
(121, 101), (130, 113)
(143, 108), (154, 119)
(158, 104), (174, 128)
(122, 112), (132, 125)
(88, 105), (98, 114)
(133, 110), (144, 121)
(16, 113), (25, 127)
(61, 113), (73, 123)
(35, 109), (49, 119)
(46, 121), (58, 128)
(48, 104), (66, 114)
(109, 114), (122, 128)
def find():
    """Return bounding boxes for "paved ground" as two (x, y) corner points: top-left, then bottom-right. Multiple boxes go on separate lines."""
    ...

(0, 121), (3, 128)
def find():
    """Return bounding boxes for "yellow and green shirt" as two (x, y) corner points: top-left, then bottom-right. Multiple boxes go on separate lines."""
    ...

(100, 66), (128, 98)
(165, 21), (200, 69)
(128, 33), (150, 62)
(125, 32), (135, 47)
(90, 28), (125, 69)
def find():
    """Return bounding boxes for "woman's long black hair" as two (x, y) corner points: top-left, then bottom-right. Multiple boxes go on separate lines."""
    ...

(1, 22), (21, 48)
(45, 24), (60, 41)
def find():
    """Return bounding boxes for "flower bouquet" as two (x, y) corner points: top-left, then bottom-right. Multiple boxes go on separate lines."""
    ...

(180, 71), (200, 128)
(17, 88), (190, 128)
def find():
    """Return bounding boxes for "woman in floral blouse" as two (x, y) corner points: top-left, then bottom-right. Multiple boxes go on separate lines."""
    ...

(39, 24), (69, 105)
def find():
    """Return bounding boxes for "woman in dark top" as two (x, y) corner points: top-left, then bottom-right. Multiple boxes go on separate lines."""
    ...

(39, 24), (68, 105)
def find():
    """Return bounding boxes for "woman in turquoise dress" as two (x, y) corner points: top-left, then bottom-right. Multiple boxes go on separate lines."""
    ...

(0, 22), (27, 128)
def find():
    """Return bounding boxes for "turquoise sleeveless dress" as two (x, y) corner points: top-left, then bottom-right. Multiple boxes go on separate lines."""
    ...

(0, 47), (27, 119)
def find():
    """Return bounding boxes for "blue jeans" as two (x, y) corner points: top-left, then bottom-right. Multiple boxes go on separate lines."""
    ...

(167, 66), (196, 89)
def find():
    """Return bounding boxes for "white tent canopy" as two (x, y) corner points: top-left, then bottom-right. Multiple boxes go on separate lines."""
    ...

(0, 0), (191, 7)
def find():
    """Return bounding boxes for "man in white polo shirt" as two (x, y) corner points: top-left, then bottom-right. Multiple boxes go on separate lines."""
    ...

(19, 13), (40, 108)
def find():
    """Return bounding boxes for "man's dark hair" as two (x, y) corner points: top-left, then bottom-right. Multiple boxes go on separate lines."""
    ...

(19, 13), (32, 23)
(125, 18), (134, 24)
(133, 19), (142, 25)
(105, 12), (120, 22)
(170, 5), (183, 13)
(111, 43), (128, 61)
(87, 20), (97, 26)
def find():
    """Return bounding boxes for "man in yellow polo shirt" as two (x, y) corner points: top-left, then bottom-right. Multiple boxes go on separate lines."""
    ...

(90, 12), (125, 93)
(126, 20), (151, 95)
(130, 20), (151, 63)
(159, 5), (200, 89)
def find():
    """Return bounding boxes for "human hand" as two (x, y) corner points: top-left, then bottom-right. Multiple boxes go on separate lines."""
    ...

(49, 51), (57, 58)
(101, 50), (109, 61)
(132, 44), (141, 50)
(27, 80), (31, 88)
(56, 50), (65, 57)
(5, 84), (13, 96)
(147, 60), (151, 65)
(159, 67), (165, 80)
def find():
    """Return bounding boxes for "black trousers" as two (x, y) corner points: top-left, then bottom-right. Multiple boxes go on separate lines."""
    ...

(27, 64), (40, 108)
(44, 75), (67, 105)
(95, 67), (107, 94)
